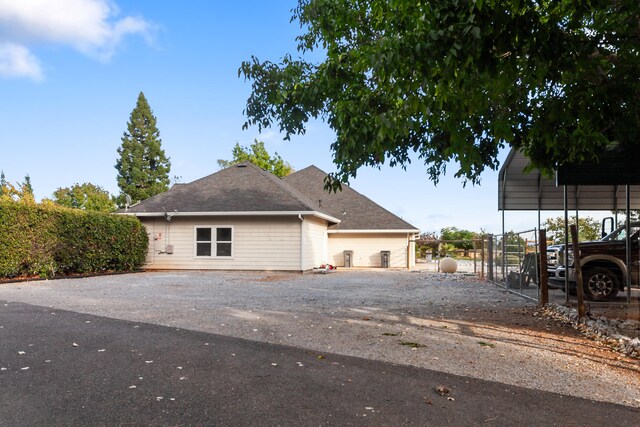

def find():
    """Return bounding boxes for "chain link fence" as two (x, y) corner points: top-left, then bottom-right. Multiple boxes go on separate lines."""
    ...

(414, 239), (486, 276)
(415, 231), (544, 301)
(486, 229), (541, 301)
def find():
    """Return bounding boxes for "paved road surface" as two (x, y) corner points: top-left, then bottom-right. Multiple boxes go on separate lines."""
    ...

(1, 300), (638, 426)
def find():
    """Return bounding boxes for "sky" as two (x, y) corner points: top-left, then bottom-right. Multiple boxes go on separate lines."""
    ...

(0, 0), (584, 235)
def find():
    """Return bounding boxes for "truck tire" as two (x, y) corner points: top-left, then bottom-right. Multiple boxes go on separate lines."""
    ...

(582, 267), (619, 301)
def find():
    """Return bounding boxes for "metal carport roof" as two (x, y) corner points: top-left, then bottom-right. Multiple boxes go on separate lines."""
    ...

(498, 148), (640, 212)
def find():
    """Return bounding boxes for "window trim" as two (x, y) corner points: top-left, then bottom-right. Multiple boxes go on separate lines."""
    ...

(194, 225), (234, 258)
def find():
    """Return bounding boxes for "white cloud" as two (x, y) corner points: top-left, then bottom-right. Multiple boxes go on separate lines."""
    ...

(0, 0), (154, 79)
(254, 130), (278, 143)
(0, 42), (42, 80)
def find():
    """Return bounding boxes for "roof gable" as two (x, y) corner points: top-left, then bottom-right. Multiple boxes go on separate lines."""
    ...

(284, 166), (418, 231)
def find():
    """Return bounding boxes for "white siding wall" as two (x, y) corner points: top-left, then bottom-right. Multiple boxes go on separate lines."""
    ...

(141, 216), (301, 271)
(302, 216), (328, 270)
(327, 233), (412, 268)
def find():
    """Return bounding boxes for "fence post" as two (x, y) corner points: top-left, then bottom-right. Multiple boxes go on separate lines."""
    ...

(487, 234), (494, 281)
(570, 224), (586, 320)
(538, 229), (548, 307)
(480, 239), (485, 279)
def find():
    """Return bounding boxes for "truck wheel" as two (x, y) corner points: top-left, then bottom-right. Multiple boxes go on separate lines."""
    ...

(582, 267), (619, 301)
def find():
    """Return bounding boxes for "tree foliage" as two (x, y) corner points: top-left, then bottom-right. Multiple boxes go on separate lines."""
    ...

(115, 92), (171, 207)
(217, 139), (294, 177)
(20, 175), (34, 203)
(440, 227), (478, 250)
(0, 171), (18, 201)
(240, 1), (640, 189)
(415, 231), (439, 258)
(440, 226), (479, 256)
(544, 216), (600, 244)
(52, 183), (116, 213)
(498, 231), (527, 250)
(1, 171), (35, 203)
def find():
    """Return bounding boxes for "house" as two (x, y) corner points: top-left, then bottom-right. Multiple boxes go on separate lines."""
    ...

(120, 161), (419, 271)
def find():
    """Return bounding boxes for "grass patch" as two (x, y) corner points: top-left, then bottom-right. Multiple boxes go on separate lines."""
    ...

(400, 341), (426, 348)
(478, 341), (496, 348)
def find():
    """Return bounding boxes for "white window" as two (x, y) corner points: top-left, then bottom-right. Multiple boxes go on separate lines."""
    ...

(195, 226), (233, 257)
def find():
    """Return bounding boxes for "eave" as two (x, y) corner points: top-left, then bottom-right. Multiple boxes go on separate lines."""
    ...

(117, 210), (341, 224)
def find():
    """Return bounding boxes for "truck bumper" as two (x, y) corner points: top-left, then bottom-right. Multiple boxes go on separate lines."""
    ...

(548, 266), (576, 289)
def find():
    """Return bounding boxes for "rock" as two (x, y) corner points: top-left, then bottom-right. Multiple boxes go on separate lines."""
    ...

(541, 303), (639, 359)
(621, 320), (640, 330)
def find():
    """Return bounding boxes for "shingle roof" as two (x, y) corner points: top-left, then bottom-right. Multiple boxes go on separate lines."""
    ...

(284, 166), (419, 231)
(124, 161), (337, 220)
(124, 162), (418, 232)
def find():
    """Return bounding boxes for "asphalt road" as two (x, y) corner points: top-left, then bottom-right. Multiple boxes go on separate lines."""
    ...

(1, 300), (638, 426)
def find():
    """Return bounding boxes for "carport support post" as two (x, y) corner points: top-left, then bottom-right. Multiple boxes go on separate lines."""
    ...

(626, 185), (632, 303)
(487, 235), (494, 281)
(538, 229), (548, 307)
(570, 225), (586, 320)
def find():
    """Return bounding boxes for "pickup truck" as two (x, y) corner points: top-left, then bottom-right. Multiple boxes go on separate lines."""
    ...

(546, 222), (640, 301)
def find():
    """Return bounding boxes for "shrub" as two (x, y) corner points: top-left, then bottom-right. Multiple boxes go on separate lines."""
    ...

(0, 201), (148, 278)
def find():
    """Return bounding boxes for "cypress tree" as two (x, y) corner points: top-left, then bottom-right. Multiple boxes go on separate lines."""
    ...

(0, 171), (6, 197)
(115, 92), (171, 207)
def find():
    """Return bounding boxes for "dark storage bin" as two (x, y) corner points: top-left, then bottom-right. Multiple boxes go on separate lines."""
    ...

(381, 250), (390, 268)
(344, 250), (353, 268)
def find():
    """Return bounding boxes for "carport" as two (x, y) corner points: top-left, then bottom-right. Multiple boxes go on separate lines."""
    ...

(497, 145), (640, 303)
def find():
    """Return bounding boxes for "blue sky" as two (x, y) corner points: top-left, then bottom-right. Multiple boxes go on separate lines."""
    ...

(0, 0), (560, 234)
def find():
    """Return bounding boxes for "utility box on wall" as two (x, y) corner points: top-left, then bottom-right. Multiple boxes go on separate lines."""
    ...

(344, 250), (353, 268)
(381, 250), (390, 268)
(165, 244), (174, 254)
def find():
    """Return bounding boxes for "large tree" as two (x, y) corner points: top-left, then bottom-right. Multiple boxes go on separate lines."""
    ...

(217, 139), (294, 177)
(115, 92), (171, 206)
(440, 226), (479, 256)
(544, 215), (600, 244)
(240, 1), (640, 189)
(52, 183), (116, 213)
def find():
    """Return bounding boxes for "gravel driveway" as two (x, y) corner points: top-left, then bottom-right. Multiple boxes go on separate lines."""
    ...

(1, 270), (639, 409)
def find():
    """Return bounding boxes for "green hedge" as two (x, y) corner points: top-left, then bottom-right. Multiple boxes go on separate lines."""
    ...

(0, 201), (148, 278)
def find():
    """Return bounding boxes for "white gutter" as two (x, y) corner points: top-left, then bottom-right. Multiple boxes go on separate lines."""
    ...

(327, 229), (420, 234)
(118, 210), (341, 224)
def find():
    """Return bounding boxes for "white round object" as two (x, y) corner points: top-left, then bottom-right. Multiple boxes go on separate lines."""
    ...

(440, 257), (458, 273)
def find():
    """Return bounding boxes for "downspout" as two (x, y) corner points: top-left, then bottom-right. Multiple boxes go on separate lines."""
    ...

(299, 214), (304, 272)
(149, 219), (155, 265)
(406, 234), (410, 270)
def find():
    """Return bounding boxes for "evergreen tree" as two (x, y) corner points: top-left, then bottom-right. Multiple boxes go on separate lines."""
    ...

(0, 171), (6, 198)
(115, 92), (171, 207)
